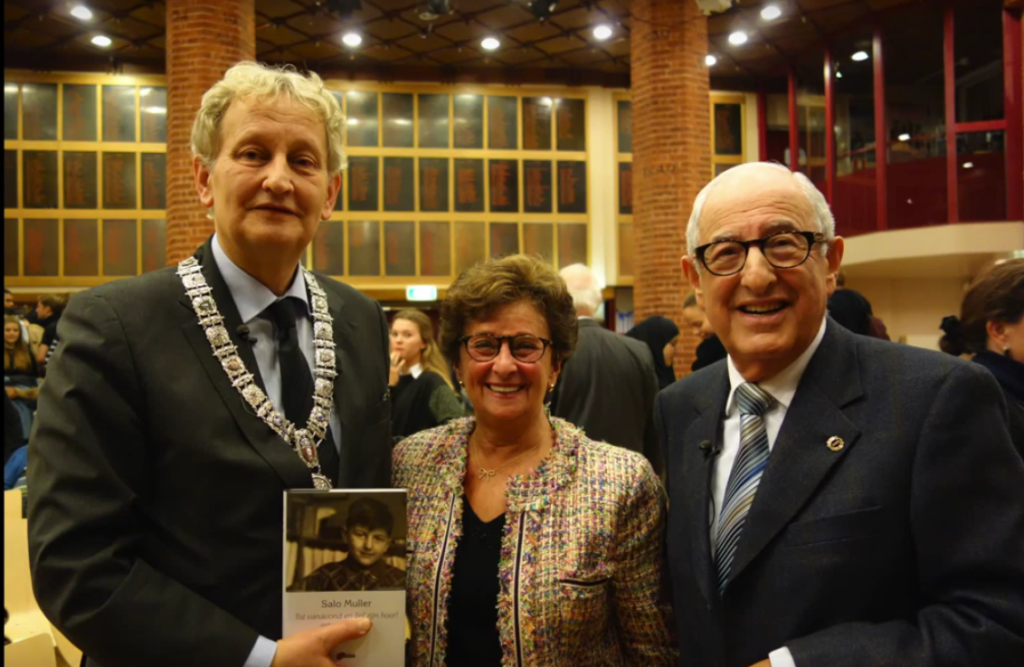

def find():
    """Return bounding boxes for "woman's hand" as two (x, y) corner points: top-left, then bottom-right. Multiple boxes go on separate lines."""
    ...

(389, 351), (405, 387)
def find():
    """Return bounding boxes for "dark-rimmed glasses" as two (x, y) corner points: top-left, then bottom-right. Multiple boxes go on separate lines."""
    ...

(458, 333), (552, 363)
(694, 230), (825, 277)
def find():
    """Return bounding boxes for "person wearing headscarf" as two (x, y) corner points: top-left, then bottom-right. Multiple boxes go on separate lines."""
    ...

(626, 316), (680, 390)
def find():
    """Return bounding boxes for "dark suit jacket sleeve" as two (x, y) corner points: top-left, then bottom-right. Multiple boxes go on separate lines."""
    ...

(28, 291), (260, 667)
(787, 362), (1024, 666)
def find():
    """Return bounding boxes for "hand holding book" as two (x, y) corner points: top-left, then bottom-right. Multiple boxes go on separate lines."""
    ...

(271, 618), (371, 667)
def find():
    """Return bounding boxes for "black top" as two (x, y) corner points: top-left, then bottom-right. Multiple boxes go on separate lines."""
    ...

(390, 370), (463, 440)
(626, 316), (680, 390)
(974, 350), (1024, 459)
(446, 495), (504, 667)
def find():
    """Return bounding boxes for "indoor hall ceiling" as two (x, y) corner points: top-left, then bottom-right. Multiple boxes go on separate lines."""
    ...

(2, 0), (1008, 89)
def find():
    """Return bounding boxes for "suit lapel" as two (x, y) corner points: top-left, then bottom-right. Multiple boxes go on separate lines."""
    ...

(324, 282), (356, 485)
(726, 320), (863, 586)
(682, 365), (730, 608)
(177, 238), (313, 489)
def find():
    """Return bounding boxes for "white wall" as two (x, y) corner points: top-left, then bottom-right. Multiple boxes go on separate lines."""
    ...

(848, 277), (966, 351)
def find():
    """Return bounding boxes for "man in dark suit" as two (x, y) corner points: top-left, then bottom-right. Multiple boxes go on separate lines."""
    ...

(550, 263), (661, 471)
(28, 63), (391, 667)
(656, 162), (1024, 667)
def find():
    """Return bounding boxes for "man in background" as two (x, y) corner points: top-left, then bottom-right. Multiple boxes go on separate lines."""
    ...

(551, 263), (661, 473)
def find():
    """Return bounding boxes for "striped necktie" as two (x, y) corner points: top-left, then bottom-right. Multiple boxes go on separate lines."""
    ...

(714, 381), (774, 594)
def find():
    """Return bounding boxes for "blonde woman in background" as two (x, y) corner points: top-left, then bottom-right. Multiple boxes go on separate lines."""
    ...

(389, 309), (464, 439)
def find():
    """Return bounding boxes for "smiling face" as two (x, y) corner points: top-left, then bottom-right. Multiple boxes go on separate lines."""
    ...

(456, 300), (560, 428)
(683, 169), (843, 381)
(390, 317), (426, 366)
(194, 96), (340, 271)
(4, 322), (20, 345)
(345, 524), (391, 568)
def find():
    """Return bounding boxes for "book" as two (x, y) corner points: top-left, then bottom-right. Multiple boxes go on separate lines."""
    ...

(283, 488), (407, 666)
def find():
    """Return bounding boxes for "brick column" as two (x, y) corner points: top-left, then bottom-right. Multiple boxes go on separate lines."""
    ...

(630, 0), (710, 376)
(165, 0), (255, 264)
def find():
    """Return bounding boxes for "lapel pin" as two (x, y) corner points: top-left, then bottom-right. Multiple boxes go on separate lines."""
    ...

(826, 436), (845, 452)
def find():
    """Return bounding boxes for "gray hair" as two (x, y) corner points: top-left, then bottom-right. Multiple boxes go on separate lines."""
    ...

(191, 61), (346, 175)
(685, 162), (835, 271)
(559, 263), (603, 315)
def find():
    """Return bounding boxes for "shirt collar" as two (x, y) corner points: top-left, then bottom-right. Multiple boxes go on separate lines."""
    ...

(211, 233), (309, 325)
(409, 363), (423, 379)
(725, 316), (827, 416)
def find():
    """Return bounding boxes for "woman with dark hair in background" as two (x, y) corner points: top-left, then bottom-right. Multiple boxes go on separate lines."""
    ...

(940, 259), (1024, 457)
(389, 309), (464, 439)
(626, 315), (680, 390)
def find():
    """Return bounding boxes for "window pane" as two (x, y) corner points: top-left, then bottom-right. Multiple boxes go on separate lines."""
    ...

(4, 83), (17, 140)
(833, 28), (876, 236)
(884, 9), (947, 229)
(488, 96), (517, 149)
(382, 93), (414, 148)
(102, 85), (136, 142)
(418, 94), (449, 148)
(140, 87), (167, 142)
(63, 84), (98, 141)
(347, 91), (379, 147)
(22, 83), (57, 140)
(522, 97), (552, 150)
(957, 130), (1006, 222)
(954, 6), (1004, 123)
(453, 94), (483, 149)
(617, 101), (632, 153)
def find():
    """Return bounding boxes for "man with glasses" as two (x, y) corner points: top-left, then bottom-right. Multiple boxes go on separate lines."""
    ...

(656, 162), (1024, 667)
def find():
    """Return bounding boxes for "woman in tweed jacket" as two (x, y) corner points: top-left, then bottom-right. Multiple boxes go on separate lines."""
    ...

(393, 255), (676, 667)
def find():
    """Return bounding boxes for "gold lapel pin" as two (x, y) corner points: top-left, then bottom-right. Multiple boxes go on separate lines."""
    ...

(826, 436), (845, 452)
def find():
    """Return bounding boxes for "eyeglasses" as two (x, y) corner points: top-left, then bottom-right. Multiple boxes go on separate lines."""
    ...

(694, 230), (826, 277)
(458, 333), (552, 363)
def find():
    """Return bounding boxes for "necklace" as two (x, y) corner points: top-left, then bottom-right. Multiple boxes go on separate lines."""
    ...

(471, 439), (542, 481)
(177, 256), (337, 490)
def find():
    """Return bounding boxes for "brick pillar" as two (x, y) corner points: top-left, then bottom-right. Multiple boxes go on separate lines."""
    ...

(631, 0), (710, 377)
(165, 0), (255, 264)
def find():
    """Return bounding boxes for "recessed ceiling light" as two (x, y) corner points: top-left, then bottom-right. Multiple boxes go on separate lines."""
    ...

(962, 161), (974, 169)
(71, 5), (93, 20)
(481, 37), (500, 51)
(898, 133), (910, 142)
(91, 35), (112, 47)
(836, 70), (843, 78)
(728, 31), (748, 46)
(761, 5), (782, 20)
(705, 54), (718, 66)
(342, 32), (362, 48)
(851, 50), (869, 62)
(593, 25), (613, 41)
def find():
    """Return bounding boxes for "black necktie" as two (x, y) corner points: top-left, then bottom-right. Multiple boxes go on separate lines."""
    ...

(264, 297), (339, 486)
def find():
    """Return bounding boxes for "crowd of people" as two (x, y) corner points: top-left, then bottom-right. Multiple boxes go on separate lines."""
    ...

(18, 62), (1024, 667)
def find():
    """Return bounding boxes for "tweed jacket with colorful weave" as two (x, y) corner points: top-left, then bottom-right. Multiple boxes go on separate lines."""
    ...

(393, 416), (677, 667)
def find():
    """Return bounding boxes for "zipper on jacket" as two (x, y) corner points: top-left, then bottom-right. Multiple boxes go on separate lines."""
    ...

(428, 493), (457, 667)
(513, 516), (526, 667)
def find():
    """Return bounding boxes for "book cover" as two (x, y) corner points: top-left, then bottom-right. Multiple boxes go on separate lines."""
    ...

(283, 489), (407, 666)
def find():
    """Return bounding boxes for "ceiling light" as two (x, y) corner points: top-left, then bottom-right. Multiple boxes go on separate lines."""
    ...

(760, 5), (781, 20)
(91, 35), (112, 47)
(481, 37), (500, 51)
(898, 133), (910, 142)
(593, 24), (613, 41)
(836, 70), (843, 78)
(71, 5), (93, 20)
(342, 32), (362, 47)
(728, 31), (748, 46)
(906, 198), (913, 204)
(962, 161), (974, 169)
(705, 54), (718, 66)
(851, 50), (869, 62)
(528, 0), (558, 22)
(540, 97), (553, 106)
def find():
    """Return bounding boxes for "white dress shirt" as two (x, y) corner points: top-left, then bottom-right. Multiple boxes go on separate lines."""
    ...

(711, 317), (828, 667)
(212, 235), (342, 667)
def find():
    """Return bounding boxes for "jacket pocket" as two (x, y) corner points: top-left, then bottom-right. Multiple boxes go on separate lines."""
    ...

(557, 577), (611, 655)
(783, 506), (885, 548)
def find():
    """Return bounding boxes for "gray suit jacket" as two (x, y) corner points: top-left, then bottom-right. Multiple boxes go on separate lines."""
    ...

(550, 318), (661, 471)
(28, 238), (393, 667)
(656, 319), (1024, 667)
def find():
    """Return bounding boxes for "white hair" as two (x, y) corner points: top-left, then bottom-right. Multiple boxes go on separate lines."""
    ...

(685, 162), (836, 271)
(191, 61), (347, 175)
(559, 263), (603, 315)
